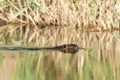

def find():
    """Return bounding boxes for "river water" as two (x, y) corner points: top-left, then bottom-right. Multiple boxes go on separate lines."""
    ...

(0, 25), (120, 80)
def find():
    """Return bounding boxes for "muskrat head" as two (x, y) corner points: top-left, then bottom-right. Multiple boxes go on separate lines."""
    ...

(59, 44), (80, 53)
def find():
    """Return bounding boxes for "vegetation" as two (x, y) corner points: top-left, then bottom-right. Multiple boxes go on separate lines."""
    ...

(0, 0), (120, 30)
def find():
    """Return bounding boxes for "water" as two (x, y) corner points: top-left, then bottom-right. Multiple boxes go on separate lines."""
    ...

(0, 25), (120, 80)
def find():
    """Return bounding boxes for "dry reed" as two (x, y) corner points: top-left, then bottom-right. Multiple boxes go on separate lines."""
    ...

(0, 0), (120, 30)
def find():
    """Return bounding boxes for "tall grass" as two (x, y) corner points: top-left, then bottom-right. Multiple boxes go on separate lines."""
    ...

(0, 0), (120, 30)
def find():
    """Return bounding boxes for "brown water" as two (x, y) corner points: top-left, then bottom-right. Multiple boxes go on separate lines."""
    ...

(0, 52), (19, 80)
(0, 25), (120, 80)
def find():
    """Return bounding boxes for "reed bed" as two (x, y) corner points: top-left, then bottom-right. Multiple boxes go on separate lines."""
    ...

(0, 0), (120, 30)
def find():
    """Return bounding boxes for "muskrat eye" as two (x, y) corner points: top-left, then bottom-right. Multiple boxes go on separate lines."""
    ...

(62, 45), (67, 48)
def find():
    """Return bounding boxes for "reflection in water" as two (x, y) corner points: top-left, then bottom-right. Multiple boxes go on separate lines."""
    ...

(0, 25), (120, 80)
(0, 52), (19, 80)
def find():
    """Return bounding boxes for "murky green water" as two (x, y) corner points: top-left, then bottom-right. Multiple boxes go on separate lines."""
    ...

(0, 25), (120, 80)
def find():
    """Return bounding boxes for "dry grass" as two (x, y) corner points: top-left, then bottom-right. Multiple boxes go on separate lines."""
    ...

(0, 0), (120, 46)
(0, 0), (120, 30)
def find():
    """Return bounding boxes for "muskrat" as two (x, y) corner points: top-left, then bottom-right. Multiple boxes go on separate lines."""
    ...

(0, 44), (91, 54)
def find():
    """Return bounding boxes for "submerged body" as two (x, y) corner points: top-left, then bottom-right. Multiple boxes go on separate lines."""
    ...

(0, 44), (80, 54)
